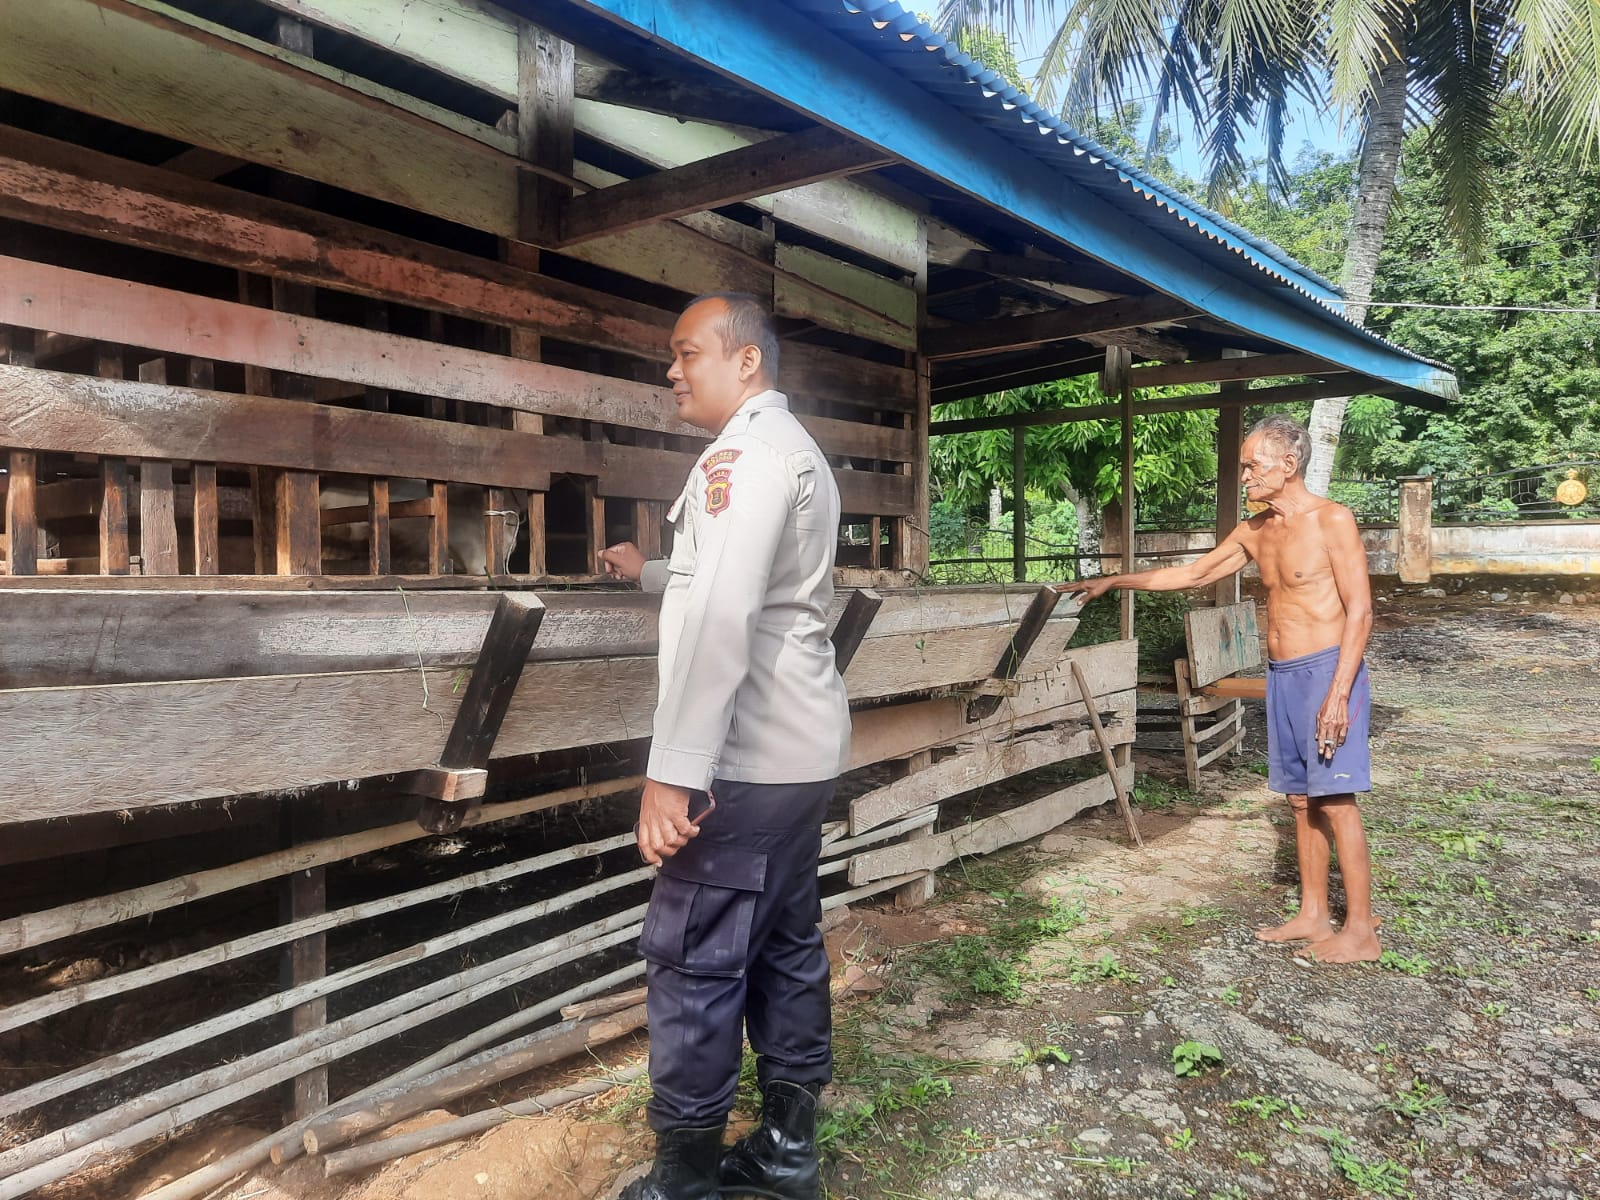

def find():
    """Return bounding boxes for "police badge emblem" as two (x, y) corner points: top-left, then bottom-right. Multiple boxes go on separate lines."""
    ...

(701, 448), (742, 517)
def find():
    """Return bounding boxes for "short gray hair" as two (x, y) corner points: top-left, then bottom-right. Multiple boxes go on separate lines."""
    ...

(1248, 415), (1312, 478)
(687, 292), (780, 381)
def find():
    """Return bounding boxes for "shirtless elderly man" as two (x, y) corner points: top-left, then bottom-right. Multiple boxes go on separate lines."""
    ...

(1063, 415), (1380, 963)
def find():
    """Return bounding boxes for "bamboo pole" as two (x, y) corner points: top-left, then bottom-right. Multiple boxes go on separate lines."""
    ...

(0, 773), (644, 955)
(133, 964), (647, 1200)
(560, 985), (648, 1020)
(270, 958), (648, 1165)
(1068, 658), (1143, 847)
(0, 821), (641, 1034)
(0, 917), (645, 1199)
(0, 856), (651, 1117)
(322, 1064), (650, 1178)
(303, 1003), (648, 1155)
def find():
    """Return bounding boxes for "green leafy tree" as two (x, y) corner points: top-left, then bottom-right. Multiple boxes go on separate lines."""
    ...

(934, 1), (1600, 492)
(930, 376), (1218, 556)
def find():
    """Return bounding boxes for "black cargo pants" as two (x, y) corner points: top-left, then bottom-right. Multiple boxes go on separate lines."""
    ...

(638, 778), (834, 1131)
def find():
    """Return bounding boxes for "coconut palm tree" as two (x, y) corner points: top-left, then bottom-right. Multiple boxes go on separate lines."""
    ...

(935, 0), (1600, 495)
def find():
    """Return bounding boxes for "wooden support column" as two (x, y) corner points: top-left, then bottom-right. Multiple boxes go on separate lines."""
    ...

(134, 360), (181, 576)
(280, 795), (327, 1120)
(1, 329), (38, 576)
(901, 216), (931, 574)
(1012, 426), (1027, 582)
(363, 301), (393, 576)
(94, 345), (131, 576)
(1214, 391), (1244, 606)
(499, 19), (574, 576)
(417, 595), (547, 834)
(188, 359), (220, 575)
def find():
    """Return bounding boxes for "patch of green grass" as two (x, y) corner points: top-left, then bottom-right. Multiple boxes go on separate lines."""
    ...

(1378, 950), (1433, 977)
(1584, 987), (1600, 1002)
(1228, 1094), (1288, 1123)
(1590, 755), (1600, 774)
(1382, 1078), (1451, 1127)
(1236, 1149), (1267, 1166)
(1170, 1127), (1196, 1152)
(1218, 985), (1243, 1006)
(1172, 1040), (1223, 1077)
(1133, 774), (1190, 810)
(1012, 1042), (1071, 1068)
(1181, 904), (1227, 927)
(1479, 1000), (1508, 1019)
(913, 890), (1091, 1003)
(1064, 951), (1141, 985)
(1426, 828), (1501, 861)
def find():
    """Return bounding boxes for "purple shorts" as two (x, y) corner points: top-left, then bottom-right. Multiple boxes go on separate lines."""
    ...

(1266, 645), (1371, 798)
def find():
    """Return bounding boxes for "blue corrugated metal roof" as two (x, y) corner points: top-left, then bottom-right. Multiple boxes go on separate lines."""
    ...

(805, 0), (1345, 301)
(788, 0), (1455, 381)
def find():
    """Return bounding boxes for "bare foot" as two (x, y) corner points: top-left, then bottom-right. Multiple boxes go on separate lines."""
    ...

(1255, 912), (1334, 943)
(1300, 925), (1382, 963)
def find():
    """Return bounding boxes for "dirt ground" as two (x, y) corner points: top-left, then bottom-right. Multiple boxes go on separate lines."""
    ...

(131, 586), (1600, 1200)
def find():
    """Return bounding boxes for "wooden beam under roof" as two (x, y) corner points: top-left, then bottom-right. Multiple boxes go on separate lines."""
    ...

(1129, 351), (1343, 388)
(558, 126), (892, 245)
(924, 293), (1195, 362)
(929, 377), (1419, 435)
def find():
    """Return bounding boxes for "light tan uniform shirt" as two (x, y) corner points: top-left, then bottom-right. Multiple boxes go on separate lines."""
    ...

(640, 390), (851, 791)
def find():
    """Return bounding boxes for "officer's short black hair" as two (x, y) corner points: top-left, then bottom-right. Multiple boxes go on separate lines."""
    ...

(687, 292), (780, 382)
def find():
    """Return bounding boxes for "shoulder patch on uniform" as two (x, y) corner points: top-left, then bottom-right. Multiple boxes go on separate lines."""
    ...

(700, 448), (743, 475)
(701, 448), (742, 517)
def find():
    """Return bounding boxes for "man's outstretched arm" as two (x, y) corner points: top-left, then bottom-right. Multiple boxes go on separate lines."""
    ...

(1058, 524), (1252, 603)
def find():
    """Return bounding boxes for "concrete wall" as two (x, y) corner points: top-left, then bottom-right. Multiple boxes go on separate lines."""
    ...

(1111, 521), (1594, 578)
(1430, 521), (1600, 576)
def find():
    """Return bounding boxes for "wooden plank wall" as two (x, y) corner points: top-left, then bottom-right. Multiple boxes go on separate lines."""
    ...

(0, 0), (928, 582)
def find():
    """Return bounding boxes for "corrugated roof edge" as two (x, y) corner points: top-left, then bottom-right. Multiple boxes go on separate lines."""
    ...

(854, 2), (1343, 298)
(847, 2), (1451, 379)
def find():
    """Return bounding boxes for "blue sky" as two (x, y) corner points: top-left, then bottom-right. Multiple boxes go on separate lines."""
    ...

(913, 6), (1356, 184)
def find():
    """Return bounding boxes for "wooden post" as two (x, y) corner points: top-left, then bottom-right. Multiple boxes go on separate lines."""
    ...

(499, 19), (574, 576)
(1397, 475), (1433, 584)
(902, 214), (931, 574)
(133, 360), (181, 576)
(188, 360), (219, 576)
(1214, 398), (1243, 605)
(426, 480), (450, 575)
(966, 584), (1062, 721)
(95, 345), (131, 576)
(367, 479), (391, 575)
(281, 798), (327, 1120)
(417, 595), (547, 834)
(1069, 658), (1142, 846)
(1012, 426), (1026, 582)
(1, 328), (38, 577)
(1119, 381), (1135, 641)
(829, 587), (882, 674)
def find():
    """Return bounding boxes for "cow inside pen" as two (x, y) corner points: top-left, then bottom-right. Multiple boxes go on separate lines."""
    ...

(0, 1), (1457, 1194)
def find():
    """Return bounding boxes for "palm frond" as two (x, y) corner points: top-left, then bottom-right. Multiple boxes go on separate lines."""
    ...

(1409, 0), (1514, 258)
(1325, 0), (1407, 111)
(1512, 0), (1600, 167)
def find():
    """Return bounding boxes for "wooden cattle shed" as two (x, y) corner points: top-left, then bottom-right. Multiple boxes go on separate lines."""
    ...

(0, 1), (1456, 1195)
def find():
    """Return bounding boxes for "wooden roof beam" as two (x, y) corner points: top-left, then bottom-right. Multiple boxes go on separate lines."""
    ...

(930, 378), (1408, 435)
(924, 293), (1195, 362)
(555, 126), (892, 246)
(1129, 351), (1343, 389)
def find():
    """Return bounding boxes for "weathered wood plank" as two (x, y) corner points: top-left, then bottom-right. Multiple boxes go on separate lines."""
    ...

(574, 101), (924, 274)
(1184, 600), (1261, 688)
(925, 293), (1195, 362)
(0, 657), (660, 820)
(842, 624), (1017, 702)
(0, 257), (913, 462)
(849, 716), (1135, 834)
(0, 0), (521, 230)
(846, 639), (1138, 768)
(558, 126), (888, 245)
(0, 363), (565, 490)
(775, 243), (917, 349)
(3, 452), (38, 577)
(0, 128), (915, 414)
(253, 0), (519, 101)
(0, 591), (660, 688)
(1130, 353), (1338, 389)
(846, 767), (1130, 885)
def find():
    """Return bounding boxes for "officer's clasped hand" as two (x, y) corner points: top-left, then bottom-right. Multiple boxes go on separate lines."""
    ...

(636, 779), (701, 865)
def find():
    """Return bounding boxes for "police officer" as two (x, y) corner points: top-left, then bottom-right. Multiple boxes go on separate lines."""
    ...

(599, 293), (851, 1200)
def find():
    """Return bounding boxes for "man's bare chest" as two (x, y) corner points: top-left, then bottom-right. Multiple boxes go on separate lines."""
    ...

(1250, 524), (1333, 590)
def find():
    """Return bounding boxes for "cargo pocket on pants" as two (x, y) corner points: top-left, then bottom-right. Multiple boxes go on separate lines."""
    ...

(639, 842), (767, 978)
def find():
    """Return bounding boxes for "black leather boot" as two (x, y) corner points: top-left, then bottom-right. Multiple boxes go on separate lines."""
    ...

(718, 1081), (821, 1200)
(620, 1124), (725, 1200)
